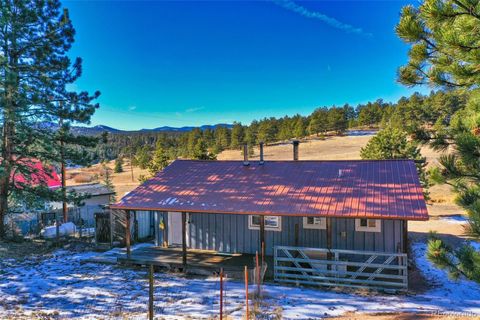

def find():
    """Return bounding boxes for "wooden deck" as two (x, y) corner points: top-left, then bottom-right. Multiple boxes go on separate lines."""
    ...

(118, 246), (270, 277)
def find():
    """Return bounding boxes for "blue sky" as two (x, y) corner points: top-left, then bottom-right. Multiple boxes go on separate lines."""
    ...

(65, 0), (425, 130)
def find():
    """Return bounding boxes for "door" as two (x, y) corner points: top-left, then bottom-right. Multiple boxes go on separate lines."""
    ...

(168, 212), (183, 246)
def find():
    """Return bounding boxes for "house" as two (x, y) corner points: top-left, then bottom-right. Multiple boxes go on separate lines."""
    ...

(50, 183), (115, 223)
(111, 142), (428, 290)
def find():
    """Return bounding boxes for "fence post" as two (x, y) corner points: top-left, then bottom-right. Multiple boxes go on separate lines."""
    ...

(55, 211), (60, 243)
(244, 266), (249, 320)
(219, 268), (223, 320)
(148, 264), (154, 320)
(255, 251), (260, 296)
(109, 209), (114, 248)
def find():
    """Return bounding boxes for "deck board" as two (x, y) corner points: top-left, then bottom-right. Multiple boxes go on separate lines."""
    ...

(117, 246), (260, 272)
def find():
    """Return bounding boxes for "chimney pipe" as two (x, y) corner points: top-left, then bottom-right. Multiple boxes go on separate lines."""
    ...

(259, 142), (265, 165)
(243, 144), (250, 166)
(292, 140), (299, 161)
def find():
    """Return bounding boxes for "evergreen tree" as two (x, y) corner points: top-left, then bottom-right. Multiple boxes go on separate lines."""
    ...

(0, 1), (100, 238)
(396, 0), (480, 282)
(101, 162), (115, 203)
(230, 122), (245, 149)
(214, 125), (230, 151)
(360, 127), (429, 199)
(134, 146), (151, 169)
(327, 107), (348, 134)
(148, 142), (169, 175)
(114, 157), (124, 173)
(396, 0), (480, 88)
(192, 139), (216, 160)
(293, 116), (306, 139)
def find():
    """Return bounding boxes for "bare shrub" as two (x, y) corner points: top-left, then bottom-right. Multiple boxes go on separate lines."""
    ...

(73, 173), (93, 183)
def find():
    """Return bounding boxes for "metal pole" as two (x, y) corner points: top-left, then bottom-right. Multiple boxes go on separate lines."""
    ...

(148, 264), (154, 320)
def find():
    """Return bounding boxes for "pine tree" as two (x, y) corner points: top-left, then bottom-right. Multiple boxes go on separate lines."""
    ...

(361, 127), (430, 199)
(396, 0), (480, 282)
(193, 139), (216, 160)
(101, 162), (116, 203)
(396, 0), (480, 88)
(0, 1), (100, 238)
(293, 116), (306, 139)
(114, 157), (124, 173)
(148, 142), (169, 175)
(230, 122), (245, 149)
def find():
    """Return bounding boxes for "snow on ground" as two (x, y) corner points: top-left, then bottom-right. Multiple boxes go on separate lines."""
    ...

(1, 242), (479, 319)
(438, 215), (468, 224)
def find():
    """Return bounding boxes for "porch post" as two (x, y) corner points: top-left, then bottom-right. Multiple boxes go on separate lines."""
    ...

(182, 212), (187, 270)
(133, 210), (139, 242)
(259, 215), (265, 258)
(153, 211), (159, 246)
(326, 217), (332, 262)
(403, 220), (408, 254)
(125, 210), (131, 257)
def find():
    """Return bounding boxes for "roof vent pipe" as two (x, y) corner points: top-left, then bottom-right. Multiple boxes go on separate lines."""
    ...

(259, 142), (265, 165)
(243, 144), (250, 166)
(292, 140), (299, 161)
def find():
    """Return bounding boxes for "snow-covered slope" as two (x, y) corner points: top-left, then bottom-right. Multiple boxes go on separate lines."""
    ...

(0, 242), (479, 319)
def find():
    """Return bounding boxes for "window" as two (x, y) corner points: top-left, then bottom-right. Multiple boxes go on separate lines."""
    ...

(355, 219), (381, 232)
(303, 217), (326, 229)
(248, 215), (281, 231)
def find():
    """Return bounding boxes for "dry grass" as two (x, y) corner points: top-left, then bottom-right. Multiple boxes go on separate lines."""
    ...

(66, 159), (149, 197)
(72, 172), (94, 183)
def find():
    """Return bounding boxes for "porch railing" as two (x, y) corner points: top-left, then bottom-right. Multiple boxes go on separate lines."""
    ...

(274, 246), (408, 291)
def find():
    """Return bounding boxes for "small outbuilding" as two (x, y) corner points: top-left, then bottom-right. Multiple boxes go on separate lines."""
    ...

(111, 143), (428, 291)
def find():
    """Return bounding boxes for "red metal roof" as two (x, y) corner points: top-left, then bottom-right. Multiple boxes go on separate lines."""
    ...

(111, 159), (428, 221)
(13, 159), (61, 189)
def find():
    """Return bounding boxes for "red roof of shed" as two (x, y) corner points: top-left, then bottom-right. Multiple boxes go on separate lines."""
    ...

(13, 159), (61, 189)
(111, 159), (428, 221)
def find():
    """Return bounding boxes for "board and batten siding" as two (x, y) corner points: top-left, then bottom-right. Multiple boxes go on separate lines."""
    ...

(184, 213), (404, 255)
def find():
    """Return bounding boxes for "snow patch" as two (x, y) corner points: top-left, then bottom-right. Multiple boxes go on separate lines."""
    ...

(438, 215), (468, 224)
(41, 222), (77, 238)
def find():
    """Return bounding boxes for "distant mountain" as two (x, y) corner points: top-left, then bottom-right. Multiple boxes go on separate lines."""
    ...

(140, 123), (233, 132)
(72, 125), (123, 135)
(38, 122), (233, 135)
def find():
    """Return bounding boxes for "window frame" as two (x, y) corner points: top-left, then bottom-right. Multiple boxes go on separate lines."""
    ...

(302, 216), (327, 230)
(248, 215), (282, 232)
(355, 218), (381, 233)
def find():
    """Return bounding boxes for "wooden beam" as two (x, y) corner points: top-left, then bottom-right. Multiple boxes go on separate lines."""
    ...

(326, 217), (332, 265)
(148, 264), (154, 320)
(259, 215), (265, 258)
(403, 220), (408, 254)
(133, 210), (138, 242)
(182, 212), (187, 270)
(294, 223), (299, 247)
(126, 210), (131, 257)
